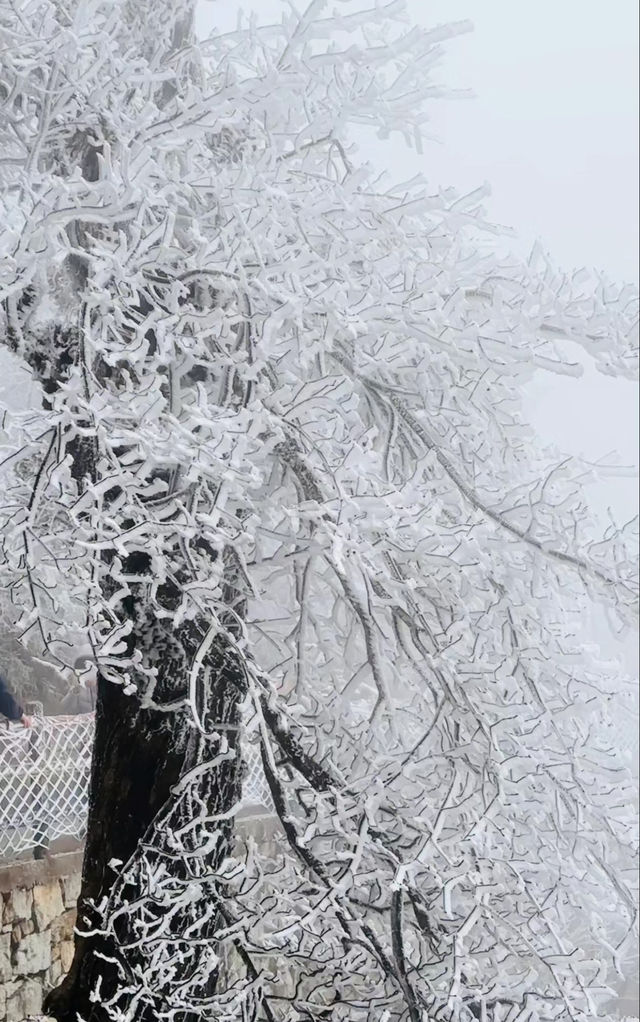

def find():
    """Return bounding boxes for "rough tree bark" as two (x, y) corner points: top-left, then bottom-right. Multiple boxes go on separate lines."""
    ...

(44, 634), (246, 1021)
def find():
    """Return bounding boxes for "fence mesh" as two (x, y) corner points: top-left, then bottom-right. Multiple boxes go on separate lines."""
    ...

(0, 714), (94, 860)
(0, 713), (274, 862)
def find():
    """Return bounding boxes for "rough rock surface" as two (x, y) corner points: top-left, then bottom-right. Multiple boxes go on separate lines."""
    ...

(0, 853), (82, 1022)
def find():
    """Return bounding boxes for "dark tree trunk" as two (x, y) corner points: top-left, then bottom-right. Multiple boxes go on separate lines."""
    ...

(44, 631), (246, 1021)
(44, 677), (187, 1020)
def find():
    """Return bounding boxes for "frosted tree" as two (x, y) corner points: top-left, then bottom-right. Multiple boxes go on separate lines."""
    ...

(0, 1), (637, 1020)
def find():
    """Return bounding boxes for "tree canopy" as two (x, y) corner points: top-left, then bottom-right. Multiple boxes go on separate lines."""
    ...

(0, 1), (637, 1019)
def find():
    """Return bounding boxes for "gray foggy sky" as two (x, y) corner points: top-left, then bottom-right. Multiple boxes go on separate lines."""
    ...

(399, 0), (639, 283)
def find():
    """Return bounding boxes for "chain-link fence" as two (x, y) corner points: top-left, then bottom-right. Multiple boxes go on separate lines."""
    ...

(0, 712), (274, 862)
(0, 714), (94, 860)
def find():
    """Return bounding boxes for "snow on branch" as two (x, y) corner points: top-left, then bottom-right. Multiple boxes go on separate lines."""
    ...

(0, 1), (637, 1019)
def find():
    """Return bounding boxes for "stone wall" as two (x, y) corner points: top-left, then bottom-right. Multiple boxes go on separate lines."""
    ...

(0, 852), (82, 1022)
